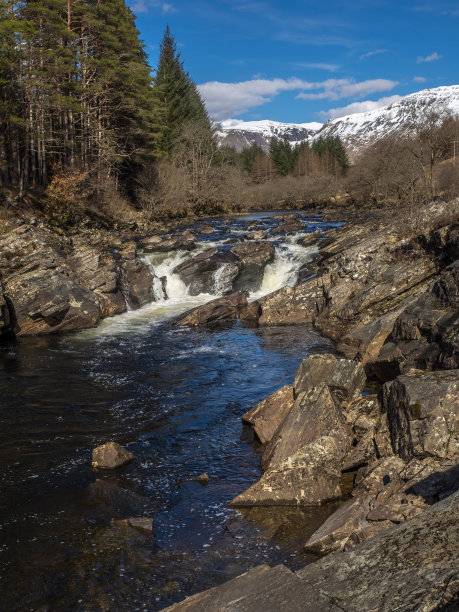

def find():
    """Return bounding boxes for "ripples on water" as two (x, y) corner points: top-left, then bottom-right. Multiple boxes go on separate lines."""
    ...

(0, 212), (342, 610)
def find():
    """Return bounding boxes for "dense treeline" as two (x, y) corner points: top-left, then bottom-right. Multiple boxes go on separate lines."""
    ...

(0, 1), (209, 205)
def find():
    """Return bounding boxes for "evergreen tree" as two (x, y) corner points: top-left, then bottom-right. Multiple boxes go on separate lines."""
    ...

(239, 142), (263, 174)
(269, 136), (295, 176)
(153, 25), (210, 155)
(312, 135), (349, 176)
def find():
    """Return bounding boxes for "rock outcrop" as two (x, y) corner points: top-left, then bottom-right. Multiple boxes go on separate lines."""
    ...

(242, 385), (294, 445)
(174, 293), (249, 327)
(164, 490), (459, 611)
(0, 220), (161, 336)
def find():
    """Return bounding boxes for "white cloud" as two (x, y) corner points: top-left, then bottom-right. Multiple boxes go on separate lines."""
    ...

(413, 76), (427, 83)
(359, 49), (388, 60)
(296, 78), (398, 101)
(198, 77), (316, 120)
(198, 76), (399, 120)
(293, 63), (340, 72)
(130, 0), (176, 14)
(416, 52), (442, 63)
(318, 95), (403, 120)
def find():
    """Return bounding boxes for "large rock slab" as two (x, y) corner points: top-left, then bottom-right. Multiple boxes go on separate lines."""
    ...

(382, 369), (459, 460)
(242, 385), (294, 445)
(161, 563), (318, 612)
(261, 384), (352, 471)
(175, 293), (248, 327)
(293, 353), (366, 401)
(230, 435), (345, 507)
(295, 490), (459, 611)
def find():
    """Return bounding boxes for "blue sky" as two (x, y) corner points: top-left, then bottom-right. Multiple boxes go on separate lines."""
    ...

(127, 0), (459, 124)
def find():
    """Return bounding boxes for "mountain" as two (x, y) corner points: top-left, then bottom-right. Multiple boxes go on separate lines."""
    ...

(318, 85), (459, 156)
(217, 119), (322, 152)
(217, 85), (459, 156)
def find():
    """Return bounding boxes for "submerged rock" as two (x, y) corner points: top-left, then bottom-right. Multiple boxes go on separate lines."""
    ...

(91, 442), (134, 469)
(111, 517), (153, 534)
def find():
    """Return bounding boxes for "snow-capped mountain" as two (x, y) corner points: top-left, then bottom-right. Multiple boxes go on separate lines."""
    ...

(318, 85), (459, 155)
(217, 119), (322, 152)
(217, 85), (459, 156)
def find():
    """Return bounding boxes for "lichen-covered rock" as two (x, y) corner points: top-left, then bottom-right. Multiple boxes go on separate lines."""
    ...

(293, 353), (366, 401)
(231, 436), (345, 507)
(242, 385), (294, 445)
(91, 442), (134, 469)
(382, 369), (459, 460)
(261, 384), (352, 472)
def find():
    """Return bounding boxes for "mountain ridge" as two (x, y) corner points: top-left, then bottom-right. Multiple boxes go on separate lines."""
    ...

(217, 85), (459, 156)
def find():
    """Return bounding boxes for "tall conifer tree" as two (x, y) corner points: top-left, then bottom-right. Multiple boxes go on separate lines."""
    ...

(153, 25), (210, 155)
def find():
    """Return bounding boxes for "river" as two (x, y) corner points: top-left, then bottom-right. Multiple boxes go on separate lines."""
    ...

(0, 211), (343, 611)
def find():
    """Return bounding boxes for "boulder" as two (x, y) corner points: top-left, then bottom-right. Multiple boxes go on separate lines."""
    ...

(120, 259), (155, 309)
(230, 241), (275, 293)
(243, 230), (268, 241)
(295, 490), (459, 611)
(297, 232), (320, 247)
(382, 369), (459, 460)
(142, 233), (196, 253)
(261, 384), (352, 472)
(91, 442), (134, 469)
(231, 436), (345, 507)
(196, 224), (214, 235)
(293, 354), (366, 401)
(174, 293), (248, 327)
(242, 385), (294, 445)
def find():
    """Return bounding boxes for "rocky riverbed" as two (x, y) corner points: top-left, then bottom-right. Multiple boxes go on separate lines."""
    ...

(1, 201), (458, 610)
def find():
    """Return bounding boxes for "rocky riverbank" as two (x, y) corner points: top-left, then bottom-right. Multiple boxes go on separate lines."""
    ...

(1, 200), (457, 610)
(162, 198), (459, 611)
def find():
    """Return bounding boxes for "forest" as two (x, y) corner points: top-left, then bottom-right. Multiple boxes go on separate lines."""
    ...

(1, 0), (458, 225)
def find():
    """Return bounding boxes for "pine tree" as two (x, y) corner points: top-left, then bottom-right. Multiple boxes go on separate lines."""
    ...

(153, 25), (210, 155)
(269, 136), (295, 176)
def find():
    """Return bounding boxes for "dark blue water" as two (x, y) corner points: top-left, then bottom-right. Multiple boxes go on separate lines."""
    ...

(0, 212), (341, 611)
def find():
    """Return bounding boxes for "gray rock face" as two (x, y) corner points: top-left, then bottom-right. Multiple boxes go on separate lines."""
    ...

(166, 490), (459, 612)
(242, 385), (294, 445)
(91, 442), (134, 469)
(0, 222), (162, 335)
(174, 293), (249, 327)
(142, 232), (196, 252)
(382, 369), (459, 460)
(258, 199), (459, 340)
(261, 384), (352, 472)
(120, 259), (155, 309)
(230, 241), (275, 293)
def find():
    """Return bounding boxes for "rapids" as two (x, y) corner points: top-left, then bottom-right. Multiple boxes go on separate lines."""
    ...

(0, 211), (343, 610)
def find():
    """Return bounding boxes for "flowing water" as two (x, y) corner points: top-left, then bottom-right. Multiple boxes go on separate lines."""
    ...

(0, 212), (343, 611)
